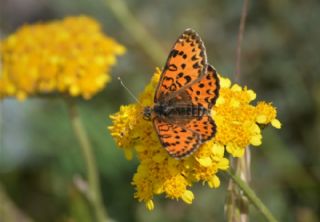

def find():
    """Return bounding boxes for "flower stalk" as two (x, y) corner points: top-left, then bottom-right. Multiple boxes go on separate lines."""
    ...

(227, 0), (251, 221)
(104, 0), (166, 65)
(235, 0), (250, 84)
(67, 99), (109, 222)
(227, 170), (278, 222)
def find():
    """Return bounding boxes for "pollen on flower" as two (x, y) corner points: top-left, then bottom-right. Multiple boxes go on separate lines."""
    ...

(108, 68), (280, 209)
(0, 16), (125, 100)
(163, 175), (189, 200)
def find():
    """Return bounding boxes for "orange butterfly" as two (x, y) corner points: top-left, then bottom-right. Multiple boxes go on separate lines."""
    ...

(144, 29), (220, 159)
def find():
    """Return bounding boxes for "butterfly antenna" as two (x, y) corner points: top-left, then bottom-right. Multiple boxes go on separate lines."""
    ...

(117, 77), (143, 106)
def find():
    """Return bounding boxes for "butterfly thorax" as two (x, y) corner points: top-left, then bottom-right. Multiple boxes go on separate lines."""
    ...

(144, 104), (209, 121)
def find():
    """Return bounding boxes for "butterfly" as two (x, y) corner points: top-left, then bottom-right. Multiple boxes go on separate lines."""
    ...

(144, 29), (220, 159)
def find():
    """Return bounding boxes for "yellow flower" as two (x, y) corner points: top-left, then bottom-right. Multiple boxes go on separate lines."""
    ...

(214, 75), (281, 157)
(0, 16), (125, 100)
(109, 104), (140, 160)
(109, 68), (280, 209)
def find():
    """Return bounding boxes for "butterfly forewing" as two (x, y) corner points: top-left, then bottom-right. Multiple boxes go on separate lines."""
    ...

(185, 64), (220, 109)
(155, 29), (207, 103)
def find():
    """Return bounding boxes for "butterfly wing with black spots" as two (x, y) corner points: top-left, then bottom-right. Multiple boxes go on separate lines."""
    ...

(155, 29), (207, 103)
(153, 117), (202, 159)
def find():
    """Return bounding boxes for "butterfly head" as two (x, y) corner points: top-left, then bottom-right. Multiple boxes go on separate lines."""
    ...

(143, 106), (152, 121)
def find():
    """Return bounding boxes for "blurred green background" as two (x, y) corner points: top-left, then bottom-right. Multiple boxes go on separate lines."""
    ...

(0, 0), (319, 221)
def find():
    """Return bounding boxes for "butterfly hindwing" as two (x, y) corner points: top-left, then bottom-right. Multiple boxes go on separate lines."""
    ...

(155, 29), (207, 102)
(186, 64), (220, 109)
(185, 115), (216, 142)
(153, 117), (201, 159)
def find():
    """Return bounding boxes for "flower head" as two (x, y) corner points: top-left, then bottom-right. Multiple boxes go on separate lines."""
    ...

(214, 76), (281, 157)
(0, 16), (125, 100)
(109, 68), (280, 209)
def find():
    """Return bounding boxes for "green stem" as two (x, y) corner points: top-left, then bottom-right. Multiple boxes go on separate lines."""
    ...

(0, 184), (34, 222)
(67, 100), (109, 222)
(104, 0), (166, 65)
(227, 170), (278, 222)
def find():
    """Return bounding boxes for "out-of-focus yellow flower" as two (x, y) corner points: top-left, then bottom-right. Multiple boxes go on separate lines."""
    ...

(0, 16), (125, 100)
(108, 68), (280, 209)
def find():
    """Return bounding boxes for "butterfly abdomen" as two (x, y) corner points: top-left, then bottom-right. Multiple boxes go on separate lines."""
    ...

(172, 106), (208, 118)
(154, 104), (208, 118)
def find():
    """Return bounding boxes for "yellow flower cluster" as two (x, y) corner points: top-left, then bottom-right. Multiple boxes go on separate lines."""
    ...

(214, 77), (281, 157)
(0, 16), (125, 100)
(109, 68), (280, 210)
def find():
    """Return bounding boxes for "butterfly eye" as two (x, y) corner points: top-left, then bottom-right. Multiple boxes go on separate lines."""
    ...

(143, 107), (152, 121)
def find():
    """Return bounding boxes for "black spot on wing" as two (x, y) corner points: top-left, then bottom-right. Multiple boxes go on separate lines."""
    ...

(171, 49), (179, 58)
(184, 75), (192, 83)
(168, 64), (178, 71)
(191, 55), (197, 61)
(193, 62), (200, 69)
